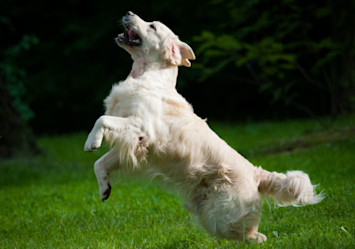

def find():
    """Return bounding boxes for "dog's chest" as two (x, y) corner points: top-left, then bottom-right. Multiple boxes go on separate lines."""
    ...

(104, 83), (162, 118)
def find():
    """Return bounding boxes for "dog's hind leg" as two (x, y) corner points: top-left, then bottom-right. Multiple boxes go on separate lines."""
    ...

(219, 198), (266, 243)
(244, 211), (267, 243)
(226, 210), (266, 243)
(94, 149), (120, 201)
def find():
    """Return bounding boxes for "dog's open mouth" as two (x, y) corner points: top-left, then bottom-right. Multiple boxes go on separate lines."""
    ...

(116, 26), (142, 47)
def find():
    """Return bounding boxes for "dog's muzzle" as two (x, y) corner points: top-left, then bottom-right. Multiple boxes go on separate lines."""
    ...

(115, 11), (142, 47)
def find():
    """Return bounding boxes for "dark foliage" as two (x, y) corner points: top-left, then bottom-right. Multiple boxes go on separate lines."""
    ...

(0, 16), (40, 157)
(1, 0), (354, 134)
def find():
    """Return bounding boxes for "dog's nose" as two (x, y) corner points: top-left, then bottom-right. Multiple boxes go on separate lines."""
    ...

(126, 11), (134, 16)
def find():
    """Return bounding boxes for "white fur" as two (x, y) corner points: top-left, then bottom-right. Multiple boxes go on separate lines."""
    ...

(84, 12), (323, 243)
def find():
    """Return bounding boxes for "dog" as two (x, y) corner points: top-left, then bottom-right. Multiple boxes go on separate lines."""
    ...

(84, 11), (323, 243)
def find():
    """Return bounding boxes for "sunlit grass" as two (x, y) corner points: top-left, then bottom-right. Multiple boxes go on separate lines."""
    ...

(1, 116), (354, 248)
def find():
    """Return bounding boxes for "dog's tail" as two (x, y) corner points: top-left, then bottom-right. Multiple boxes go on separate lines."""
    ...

(256, 167), (324, 206)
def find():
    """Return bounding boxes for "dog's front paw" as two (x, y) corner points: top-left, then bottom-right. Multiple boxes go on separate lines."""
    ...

(100, 183), (111, 202)
(84, 131), (103, 152)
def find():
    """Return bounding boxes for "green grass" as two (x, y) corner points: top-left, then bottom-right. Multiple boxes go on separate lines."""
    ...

(1, 116), (354, 248)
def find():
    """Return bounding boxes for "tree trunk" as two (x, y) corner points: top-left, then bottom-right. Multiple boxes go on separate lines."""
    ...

(0, 75), (41, 158)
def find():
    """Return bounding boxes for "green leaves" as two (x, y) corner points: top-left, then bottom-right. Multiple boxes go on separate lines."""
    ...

(192, 0), (353, 118)
(194, 31), (242, 56)
(4, 34), (39, 57)
(1, 33), (39, 122)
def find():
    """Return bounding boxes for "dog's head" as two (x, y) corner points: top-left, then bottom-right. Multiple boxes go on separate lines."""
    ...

(115, 11), (195, 67)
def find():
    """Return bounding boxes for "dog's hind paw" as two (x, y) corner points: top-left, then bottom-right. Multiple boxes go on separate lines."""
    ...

(247, 232), (267, 243)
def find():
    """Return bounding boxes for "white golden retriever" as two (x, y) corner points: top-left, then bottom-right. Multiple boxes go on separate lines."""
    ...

(84, 11), (323, 242)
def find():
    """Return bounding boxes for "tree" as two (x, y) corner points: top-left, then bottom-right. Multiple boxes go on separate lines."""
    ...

(0, 18), (40, 158)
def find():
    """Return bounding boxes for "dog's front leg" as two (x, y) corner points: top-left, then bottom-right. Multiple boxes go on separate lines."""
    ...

(84, 115), (143, 201)
(84, 115), (140, 152)
(94, 149), (120, 201)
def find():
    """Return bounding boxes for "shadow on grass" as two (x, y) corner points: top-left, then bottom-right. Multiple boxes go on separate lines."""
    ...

(247, 126), (355, 157)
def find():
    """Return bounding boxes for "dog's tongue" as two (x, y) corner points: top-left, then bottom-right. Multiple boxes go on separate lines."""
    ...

(128, 30), (139, 41)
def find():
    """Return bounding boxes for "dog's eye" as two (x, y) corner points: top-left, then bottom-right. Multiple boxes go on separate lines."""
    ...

(150, 24), (156, 31)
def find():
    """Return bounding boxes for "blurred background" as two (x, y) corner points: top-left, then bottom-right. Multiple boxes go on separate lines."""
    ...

(1, 0), (354, 157)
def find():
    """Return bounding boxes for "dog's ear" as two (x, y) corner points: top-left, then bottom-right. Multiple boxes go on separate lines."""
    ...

(164, 37), (196, 67)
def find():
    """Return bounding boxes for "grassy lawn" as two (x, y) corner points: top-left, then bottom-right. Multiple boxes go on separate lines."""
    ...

(1, 116), (354, 248)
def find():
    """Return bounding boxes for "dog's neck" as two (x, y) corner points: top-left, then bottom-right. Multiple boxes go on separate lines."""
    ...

(128, 59), (178, 87)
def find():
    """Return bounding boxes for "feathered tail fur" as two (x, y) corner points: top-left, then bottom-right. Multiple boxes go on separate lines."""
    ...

(256, 167), (324, 206)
